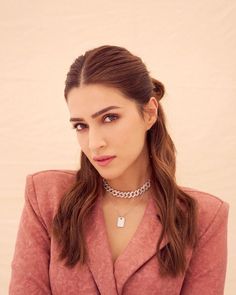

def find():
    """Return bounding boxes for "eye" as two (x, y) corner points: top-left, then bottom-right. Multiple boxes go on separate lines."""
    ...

(71, 122), (86, 132)
(71, 113), (119, 132)
(103, 113), (119, 123)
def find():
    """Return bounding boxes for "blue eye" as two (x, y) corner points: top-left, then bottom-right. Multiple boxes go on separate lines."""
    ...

(71, 113), (119, 132)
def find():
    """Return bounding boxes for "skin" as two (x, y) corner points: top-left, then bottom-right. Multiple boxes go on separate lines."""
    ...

(67, 83), (158, 207)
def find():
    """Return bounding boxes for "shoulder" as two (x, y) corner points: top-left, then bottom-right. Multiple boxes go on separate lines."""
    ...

(179, 186), (229, 238)
(27, 168), (77, 187)
(24, 169), (78, 234)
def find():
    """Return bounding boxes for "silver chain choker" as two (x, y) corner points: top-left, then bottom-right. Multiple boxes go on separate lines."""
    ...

(102, 178), (151, 199)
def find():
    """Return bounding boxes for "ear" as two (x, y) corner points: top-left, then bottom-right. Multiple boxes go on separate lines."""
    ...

(143, 97), (158, 131)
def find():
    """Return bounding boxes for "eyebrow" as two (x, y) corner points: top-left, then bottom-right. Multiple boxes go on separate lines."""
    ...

(70, 106), (121, 122)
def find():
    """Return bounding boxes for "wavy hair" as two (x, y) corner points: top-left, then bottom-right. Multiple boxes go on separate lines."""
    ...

(52, 45), (198, 277)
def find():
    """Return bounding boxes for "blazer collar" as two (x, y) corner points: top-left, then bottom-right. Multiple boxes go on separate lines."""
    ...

(85, 193), (169, 295)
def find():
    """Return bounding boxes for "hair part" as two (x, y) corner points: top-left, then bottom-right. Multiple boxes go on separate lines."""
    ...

(52, 44), (198, 277)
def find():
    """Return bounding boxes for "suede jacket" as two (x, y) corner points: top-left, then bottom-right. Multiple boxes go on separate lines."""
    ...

(9, 170), (229, 295)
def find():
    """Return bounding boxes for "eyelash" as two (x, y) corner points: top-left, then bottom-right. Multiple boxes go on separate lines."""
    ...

(71, 113), (119, 132)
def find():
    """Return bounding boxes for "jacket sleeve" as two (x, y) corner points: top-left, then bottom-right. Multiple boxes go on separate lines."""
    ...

(9, 175), (52, 295)
(180, 200), (229, 295)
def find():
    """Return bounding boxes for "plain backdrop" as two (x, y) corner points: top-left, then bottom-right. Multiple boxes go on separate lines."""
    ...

(0, 0), (235, 294)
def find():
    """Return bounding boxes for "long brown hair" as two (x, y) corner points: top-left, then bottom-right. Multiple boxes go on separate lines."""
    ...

(52, 45), (198, 277)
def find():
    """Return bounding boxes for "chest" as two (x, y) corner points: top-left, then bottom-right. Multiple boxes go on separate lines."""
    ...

(101, 199), (148, 264)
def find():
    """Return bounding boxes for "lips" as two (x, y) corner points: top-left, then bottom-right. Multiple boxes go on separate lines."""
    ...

(95, 156), (116, 167)
(93, 155), (116, 161)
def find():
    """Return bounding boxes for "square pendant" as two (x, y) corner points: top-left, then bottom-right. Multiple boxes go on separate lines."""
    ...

(117, 216), (125, 227)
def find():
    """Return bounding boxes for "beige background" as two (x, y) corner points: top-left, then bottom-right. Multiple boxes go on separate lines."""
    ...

(1, 0), (235, 294)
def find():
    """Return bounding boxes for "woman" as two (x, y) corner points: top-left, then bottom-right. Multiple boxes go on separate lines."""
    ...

(9, 45), (229, 294)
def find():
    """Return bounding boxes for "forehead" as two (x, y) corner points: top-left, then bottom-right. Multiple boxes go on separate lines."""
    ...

(67, 84), (133, 113)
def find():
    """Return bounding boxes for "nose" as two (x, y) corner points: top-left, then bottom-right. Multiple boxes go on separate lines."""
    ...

(88, 127), (106, 151)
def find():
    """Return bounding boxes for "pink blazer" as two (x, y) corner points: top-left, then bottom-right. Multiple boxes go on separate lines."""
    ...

(9, 170), (229, 295)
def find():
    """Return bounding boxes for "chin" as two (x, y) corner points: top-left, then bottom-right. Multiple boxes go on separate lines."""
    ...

(98, 168), (129, 182)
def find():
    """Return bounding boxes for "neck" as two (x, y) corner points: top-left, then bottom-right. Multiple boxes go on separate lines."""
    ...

(101, 144), (153, 204)
(102, 176), (154, 206)
(104, 156), (152, 192)
(102, 187), (153, 207)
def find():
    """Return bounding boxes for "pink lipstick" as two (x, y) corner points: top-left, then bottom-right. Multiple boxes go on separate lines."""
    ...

(94, 156), (116, 167)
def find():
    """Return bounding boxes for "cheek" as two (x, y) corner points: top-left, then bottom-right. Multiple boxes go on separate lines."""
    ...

(115, 121), (146, 152)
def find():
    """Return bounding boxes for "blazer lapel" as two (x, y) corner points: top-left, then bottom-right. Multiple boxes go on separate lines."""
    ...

(85, 193), (118, 294)
(85, 193), (169, 295)
(113, 196), (169, 294)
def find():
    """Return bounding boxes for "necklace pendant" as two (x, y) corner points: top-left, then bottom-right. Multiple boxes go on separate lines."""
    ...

(117, 216), (125, 228)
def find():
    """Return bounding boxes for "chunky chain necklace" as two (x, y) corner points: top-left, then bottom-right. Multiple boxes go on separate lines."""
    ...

(102, 178), (151, 199)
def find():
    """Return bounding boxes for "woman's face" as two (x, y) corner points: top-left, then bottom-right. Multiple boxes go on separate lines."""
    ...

(67, 84), (157, 181)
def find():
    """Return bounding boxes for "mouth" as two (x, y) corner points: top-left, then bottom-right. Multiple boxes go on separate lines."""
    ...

(95, 156), (116, 167)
